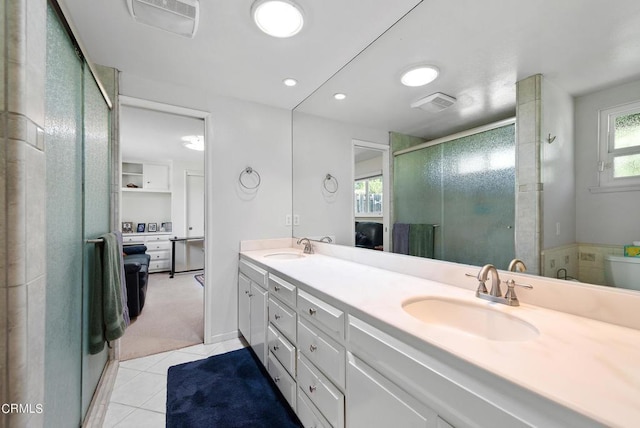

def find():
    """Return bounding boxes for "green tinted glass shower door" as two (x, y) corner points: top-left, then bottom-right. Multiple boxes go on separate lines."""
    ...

(81, 63), (110, 416)
(45, 5), (110, 426)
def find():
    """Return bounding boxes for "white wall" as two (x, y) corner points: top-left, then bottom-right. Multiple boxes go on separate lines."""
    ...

(121, 73), (292, 343)
(541, 77), (576, 249)
(575, 79), (640, 245)
(355, 155), (382, 178)
(292, 111), (388, 245)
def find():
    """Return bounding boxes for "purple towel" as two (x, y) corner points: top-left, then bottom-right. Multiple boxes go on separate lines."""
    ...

(393, 223), (410, 254)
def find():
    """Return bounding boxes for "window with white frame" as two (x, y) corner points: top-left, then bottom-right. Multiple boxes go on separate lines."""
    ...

(354, 175), (383, 216)
(598, 101), (640, 187)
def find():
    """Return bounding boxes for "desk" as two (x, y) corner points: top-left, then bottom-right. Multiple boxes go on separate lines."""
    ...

(170, 236), (204, 278)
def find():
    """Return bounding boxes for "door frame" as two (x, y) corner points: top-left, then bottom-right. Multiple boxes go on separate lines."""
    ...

(351, 139), (390, 251)
(117, 96), (211, 352)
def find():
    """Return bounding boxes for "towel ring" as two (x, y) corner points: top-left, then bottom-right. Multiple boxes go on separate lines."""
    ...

(323, 174), (338, 194)
(239, 167), (261, 190)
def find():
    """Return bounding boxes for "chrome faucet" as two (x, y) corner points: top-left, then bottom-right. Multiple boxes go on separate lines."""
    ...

(319, 236), (333, 243)
(472, 264), (533, 306)
(297, 237), (314, 254)
(508, 258), (527, 273)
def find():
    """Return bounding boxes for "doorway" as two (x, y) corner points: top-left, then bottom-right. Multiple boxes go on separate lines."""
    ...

(117, 97), (208, 360)
(352, 140), (390, 250)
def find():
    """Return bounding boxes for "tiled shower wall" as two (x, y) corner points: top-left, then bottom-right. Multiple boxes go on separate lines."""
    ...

(541, 243), (625, 286)
(1, 0), (48, 426)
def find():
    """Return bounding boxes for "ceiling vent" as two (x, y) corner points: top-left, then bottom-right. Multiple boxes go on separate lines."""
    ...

(411, 92), (457, 112)
(127, 0), (200, 38)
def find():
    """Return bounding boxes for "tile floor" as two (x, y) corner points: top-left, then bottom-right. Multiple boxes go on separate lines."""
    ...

(104, 337), (246, 427)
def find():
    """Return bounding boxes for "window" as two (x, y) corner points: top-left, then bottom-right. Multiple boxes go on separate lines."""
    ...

(354, 175), (383, 216)
(598, 101), (640, 188)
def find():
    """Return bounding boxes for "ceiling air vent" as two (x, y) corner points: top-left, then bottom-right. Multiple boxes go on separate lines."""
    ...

(127, 0), (200, 38)
(410, 92), (457, 112)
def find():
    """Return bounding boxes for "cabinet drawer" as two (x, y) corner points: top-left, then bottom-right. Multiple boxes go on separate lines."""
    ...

(268, 324), (296, 376)
(146, 241), (170, 251)
(123, 235), (144, 244)
(149, 260), (170, 271)
(269, 297), (296, 342)
(297, 388), (332, 428)
(149, 250), (170, 261)
(298, 318), (345, 389)
(298, 289), (344, 339)
(269, 274), (296, 308)
(239, 259), (267, 288)
(268, 353), (296, 411)
(146, 234), (170, 242)
(298, 354), (344, 428)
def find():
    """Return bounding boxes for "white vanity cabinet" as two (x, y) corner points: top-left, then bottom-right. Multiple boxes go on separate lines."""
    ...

(266, 273), (299, 409)
(297, 289), (346, 428)
(238, 260), (268, 365)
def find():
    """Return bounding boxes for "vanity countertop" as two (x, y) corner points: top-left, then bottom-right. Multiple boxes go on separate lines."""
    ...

(240, 247), (640, 427)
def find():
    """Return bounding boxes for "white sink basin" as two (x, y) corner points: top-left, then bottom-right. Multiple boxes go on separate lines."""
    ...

(264, 252), (305, 260)
(402, 297), (539, 342)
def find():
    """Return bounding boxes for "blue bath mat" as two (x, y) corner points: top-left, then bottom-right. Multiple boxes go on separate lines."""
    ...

(166, 347), (302, 428)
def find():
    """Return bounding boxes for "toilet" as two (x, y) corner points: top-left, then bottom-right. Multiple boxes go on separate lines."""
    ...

(604, 255), (640, 290)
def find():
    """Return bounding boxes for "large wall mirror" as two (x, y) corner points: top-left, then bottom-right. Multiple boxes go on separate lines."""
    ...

(292, 0), (640, 291)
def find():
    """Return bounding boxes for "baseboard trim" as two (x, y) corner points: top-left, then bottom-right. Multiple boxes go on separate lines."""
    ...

(206, 330), (240, 345)
(82, 359), (119, 428)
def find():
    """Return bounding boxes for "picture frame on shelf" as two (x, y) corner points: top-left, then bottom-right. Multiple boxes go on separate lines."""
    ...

(122, 222), (133, 233)
(136, 223), (146, 233)
(160, 222), (172, 232)
(148, 223), (157, 233)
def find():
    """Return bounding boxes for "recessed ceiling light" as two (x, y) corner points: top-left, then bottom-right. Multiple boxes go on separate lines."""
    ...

(181, 135), (204, 151)
(400, 65), (439, 87)
(252, 0), (304, 38)
(334, 93), (346, 100)
(283, 78), (298, 87)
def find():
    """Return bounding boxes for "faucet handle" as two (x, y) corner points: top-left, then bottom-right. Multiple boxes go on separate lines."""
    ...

(504, 279), (533, 306)
(466, 273), (488, 295)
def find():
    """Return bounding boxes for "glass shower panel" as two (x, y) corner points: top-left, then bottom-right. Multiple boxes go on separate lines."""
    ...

(441, 125), (515, 269)
(394, 143), (443, 258)
(81, 64), (110, 416)
(44, 4), (84, 426)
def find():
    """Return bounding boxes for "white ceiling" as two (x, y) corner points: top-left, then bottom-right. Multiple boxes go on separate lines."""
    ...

(59, 0), (421, 110)
(120, 105), (205, 163)
(60, 0), (640, 144)
(296, 0), (640, 140)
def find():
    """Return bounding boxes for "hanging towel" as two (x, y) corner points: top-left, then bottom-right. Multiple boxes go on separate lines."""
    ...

(392, 223), (410, 254)
(409, 224), (435, 259)
(89, 232), (127, 354)
(113, 231), (130, 327)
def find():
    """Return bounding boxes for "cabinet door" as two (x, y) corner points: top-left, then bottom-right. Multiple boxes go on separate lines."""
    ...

(143, 163), (170, 190)
(250, 282), (268, 365)
(238, 273), (251, 342)
(347, 353), (436, 428)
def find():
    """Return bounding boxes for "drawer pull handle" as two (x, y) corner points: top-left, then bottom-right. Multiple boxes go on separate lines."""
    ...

(309, 385), (316, 393)
(245, 290), (249, 294)
(274, 314), (281, 320)
(309, 308), (317, 316)
(274, 286), (280, 292)
(309, 344), (317, 352)
(274, 376), (280, 383)
(248, 293), (253, 297)
(273, 344), (279, 351)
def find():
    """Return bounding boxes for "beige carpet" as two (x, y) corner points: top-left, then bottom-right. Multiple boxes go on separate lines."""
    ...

(119, 272), (204, 361)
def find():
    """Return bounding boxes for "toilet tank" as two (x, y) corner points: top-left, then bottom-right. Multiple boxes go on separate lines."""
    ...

(604, 255), (640, 291)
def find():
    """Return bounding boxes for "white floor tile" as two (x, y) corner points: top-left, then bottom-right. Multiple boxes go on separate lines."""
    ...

(110, 371), (167, 408)
(115, 408), (165, 428)
(139, 388), (167, 414)
(211, 337), (245, 355)
(119, 350), (173, 371)
(146, 350), (207, 375)
(102, 402), (137, 428)
(179, 342), (220, 356)
(113, 367), (143, 390)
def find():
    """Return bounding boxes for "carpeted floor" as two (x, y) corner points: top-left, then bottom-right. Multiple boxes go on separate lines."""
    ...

(119, 272), (204, 361)
(166, 348), (303, 428)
